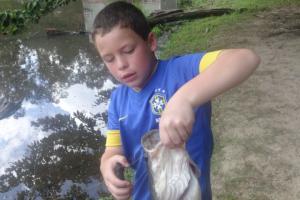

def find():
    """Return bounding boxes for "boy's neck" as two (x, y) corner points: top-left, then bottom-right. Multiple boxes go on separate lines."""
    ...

(133, 58), (158, 92)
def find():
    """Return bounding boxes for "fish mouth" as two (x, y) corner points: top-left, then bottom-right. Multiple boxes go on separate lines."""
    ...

(141, 129), (161, 153)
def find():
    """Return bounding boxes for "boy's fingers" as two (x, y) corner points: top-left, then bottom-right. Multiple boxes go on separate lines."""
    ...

(114, 155), (130, 168)
(119, 157), (130, 167)
(107, 181), (131, 199)
(160, 127), (183, 148)
(113, 193), (131, 200)
(115, 195), (130, 200)
(109, 174), (131, 188)
(168, 128), (182, 146)
(176, 126), (189, 142)
(107, 178), (131, 192)
(160, 128), (173, 147)
(167, 125), (191, 147)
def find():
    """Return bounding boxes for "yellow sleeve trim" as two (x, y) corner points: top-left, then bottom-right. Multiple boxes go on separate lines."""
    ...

(199, 50), (222, 73)
(106, 130), (122, 147)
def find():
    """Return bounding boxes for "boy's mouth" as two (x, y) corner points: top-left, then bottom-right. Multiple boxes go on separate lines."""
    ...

(121, 72), (136, 82)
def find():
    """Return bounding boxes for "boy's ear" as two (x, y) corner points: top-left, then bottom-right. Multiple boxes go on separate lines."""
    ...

(147, 32), (157, 52)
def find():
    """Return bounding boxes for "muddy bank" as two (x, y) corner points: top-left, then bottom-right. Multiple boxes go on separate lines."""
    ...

(210, 6), (300, 200)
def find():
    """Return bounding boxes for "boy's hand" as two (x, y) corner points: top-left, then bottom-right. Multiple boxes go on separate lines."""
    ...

(159, 49), (260, 148)
(101, 154), (132, 200)
(159, 96), (195, 148)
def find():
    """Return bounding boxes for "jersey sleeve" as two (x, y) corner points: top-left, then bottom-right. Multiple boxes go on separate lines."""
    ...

(166, 50), (222, 84)
(106, 91), (122, 147)
(199, 50), (222, 73)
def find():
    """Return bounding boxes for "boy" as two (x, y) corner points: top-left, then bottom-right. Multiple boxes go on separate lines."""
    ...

(92, 1), (260, 200)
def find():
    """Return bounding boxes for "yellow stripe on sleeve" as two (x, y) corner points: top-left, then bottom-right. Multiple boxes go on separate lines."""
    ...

(105, 130), (122, 147)
(199, 50), (222, 73)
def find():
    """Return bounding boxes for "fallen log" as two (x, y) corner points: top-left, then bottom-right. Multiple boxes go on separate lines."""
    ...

(148, 8), (238, 27)
(149, 9), (184, 18)
(45, 28), (88, 37)
(45, 8), (245, 37)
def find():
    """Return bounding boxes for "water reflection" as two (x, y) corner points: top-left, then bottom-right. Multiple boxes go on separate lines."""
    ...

(0, 34), (116, 198)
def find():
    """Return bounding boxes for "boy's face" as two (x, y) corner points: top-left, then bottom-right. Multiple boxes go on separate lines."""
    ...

(94, 25), (157, 90)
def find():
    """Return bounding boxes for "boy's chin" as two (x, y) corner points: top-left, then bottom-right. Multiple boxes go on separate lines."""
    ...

(131, 85), (143, 91)
(126, 83), (143, 91)
(121, 80), (142, 89)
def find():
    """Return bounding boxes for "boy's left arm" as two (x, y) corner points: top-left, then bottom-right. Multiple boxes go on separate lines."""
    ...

(159, 49), (260, 147)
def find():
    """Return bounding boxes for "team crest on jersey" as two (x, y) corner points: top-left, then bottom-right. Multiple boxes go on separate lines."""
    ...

(149, 88), (167, 115)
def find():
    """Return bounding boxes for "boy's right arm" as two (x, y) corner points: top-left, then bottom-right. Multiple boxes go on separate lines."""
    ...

(100, 147), (132, 200)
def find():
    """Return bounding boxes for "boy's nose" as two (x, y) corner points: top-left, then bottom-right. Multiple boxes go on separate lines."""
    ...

(116, 56), (128, 70)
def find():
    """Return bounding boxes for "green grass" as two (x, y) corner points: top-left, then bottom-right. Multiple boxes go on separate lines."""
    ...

(159, 0), (300, 59)
(0, 0), (23, 11)
(159, 11), (246, 58)
(190, 0), (300, 9)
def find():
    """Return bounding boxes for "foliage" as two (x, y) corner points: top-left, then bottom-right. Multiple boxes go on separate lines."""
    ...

(151, 24), (179, 38)
(152, 24), (169, 38)
(63, 185), (90, 199)
(99, 195), (114, 200)
(178, 0), (193, 9)
(0, 0), (77, 34)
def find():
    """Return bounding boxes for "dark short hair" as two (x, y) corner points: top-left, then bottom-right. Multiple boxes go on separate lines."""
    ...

(92, 1), (150, 42)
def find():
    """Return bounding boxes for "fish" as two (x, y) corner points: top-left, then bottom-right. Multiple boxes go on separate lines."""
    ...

(141, 129), (202, 200)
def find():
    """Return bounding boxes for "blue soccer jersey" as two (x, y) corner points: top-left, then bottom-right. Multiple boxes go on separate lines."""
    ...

(106, 51), (221, 200)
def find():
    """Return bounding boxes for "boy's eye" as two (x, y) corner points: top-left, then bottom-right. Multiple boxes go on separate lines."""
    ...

(123, 46), (134, 54)
(103, 55), (114, 63)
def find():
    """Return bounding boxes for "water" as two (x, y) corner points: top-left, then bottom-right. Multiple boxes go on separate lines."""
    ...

(0, 29), (116, 199)
(0, 33), (116, 170)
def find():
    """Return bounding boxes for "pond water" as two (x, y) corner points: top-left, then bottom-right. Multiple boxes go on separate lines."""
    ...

(0, 9), (117, 198)
(0, 34), (116, 174)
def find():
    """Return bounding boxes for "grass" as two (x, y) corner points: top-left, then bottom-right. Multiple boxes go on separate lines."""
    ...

(190, 0), (300, 9)
(0, 0), (23, 11)
(159, 0), (300, 59)
(159, 11), (245, 59)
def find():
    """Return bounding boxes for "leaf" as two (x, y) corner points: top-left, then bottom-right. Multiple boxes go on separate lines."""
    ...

(10, 25), (18, 34)
(2, 12), (10, 27)
(1, 0), (79, 35)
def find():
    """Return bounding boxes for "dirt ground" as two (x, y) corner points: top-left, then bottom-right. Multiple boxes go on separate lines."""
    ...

(209, 6), (300, 200)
